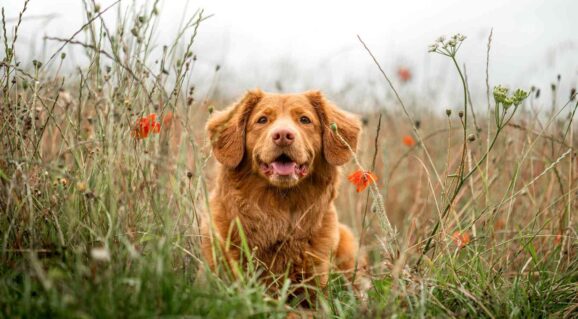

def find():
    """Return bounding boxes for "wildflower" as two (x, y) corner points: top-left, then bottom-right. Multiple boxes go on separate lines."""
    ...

(451, 231), (471, 248)
(397, 67), (412, 82)
(502, 97), (514, 109)
(429, 33), (466, 56)
(493, 85), (509, 105)
(162, 111), (173, 127)
(512, 89), (529, 106)
(132, 113), (161, 139)
(554, 233), (562, 245)
(347, 170), (378, 193)
(494, 218), (505, 230)
(428, 44), (438, 52)
(403, 135), (416, 147)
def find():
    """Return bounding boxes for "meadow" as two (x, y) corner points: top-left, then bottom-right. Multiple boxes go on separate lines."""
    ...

(1, 2), (577, 318)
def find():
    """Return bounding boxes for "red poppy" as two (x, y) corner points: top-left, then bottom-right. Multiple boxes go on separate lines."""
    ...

(397, 67), (412, 82)
(403, 135), (416, 147)
(132, 113), (161, 139)
(451, 231), (471, 248)
(347, 170), (378, 193)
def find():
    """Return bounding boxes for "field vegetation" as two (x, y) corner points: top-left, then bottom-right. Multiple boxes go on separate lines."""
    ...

(1, 1), (576, 318)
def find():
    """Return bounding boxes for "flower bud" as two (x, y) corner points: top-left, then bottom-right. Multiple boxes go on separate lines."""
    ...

(493, 85), (508, 104)
(32, 60), (43, 69)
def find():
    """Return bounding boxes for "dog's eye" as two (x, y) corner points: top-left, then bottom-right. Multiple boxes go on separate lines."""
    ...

(257, 116), (268, 124)
(299, 116), (311, 124)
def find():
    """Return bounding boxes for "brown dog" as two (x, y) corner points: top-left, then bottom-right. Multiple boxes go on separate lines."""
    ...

(201, 89), (364, 292)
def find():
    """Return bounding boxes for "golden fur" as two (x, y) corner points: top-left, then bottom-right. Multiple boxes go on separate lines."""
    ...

(201, 89), (365, 291)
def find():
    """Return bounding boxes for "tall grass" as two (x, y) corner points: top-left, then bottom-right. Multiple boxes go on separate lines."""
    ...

(1, 1), (577, 318)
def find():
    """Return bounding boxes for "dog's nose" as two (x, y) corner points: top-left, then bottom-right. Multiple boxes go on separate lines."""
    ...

(272, 128), (295, 146)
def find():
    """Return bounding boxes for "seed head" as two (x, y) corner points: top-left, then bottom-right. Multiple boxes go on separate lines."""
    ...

(493, 85), (509, 105)
(502, 97), (514, 109)
(445, 109), (452, 117)
(458, 111), (464, 118)
(512, 89), (529, 106)
(467, 134), (476, 142)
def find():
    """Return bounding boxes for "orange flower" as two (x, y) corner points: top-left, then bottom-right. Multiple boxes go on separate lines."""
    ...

(132, 113), (161, 139)
(554, 233), (562, 245)
(451, 231), (471, 248)
(162, 111), (174, 127)
(403, 135), (416, 147)
(347, 170), (378, 193)
(397, 67), (412, 82)
(494, 218), (505, 230)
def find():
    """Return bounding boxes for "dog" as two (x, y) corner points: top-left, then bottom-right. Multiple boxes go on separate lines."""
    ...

(201, 89), (365, 295)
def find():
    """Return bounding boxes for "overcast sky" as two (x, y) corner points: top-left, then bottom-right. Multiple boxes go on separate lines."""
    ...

(4, 0), (578, 111)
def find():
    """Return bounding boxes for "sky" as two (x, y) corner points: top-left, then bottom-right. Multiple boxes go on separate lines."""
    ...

(3, 0), (578, 111)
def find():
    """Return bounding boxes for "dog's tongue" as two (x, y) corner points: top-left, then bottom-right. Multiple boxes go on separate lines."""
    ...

(270, 161), (296, 176)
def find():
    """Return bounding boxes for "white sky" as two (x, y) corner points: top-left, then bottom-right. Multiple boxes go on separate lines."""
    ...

(3, 0), (578, 111)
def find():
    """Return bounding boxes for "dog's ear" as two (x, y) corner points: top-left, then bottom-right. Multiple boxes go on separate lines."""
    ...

(306, 91), (361, 166)
(206, 90), (263, 168)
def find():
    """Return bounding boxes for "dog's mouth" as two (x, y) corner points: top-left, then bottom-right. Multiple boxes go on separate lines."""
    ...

(259, 154), (309, 178)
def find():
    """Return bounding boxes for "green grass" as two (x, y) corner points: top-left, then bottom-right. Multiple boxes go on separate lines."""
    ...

(1, 1), (577, 318)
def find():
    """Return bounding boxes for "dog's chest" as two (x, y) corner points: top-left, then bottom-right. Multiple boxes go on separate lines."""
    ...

(238, 202), (321, 256)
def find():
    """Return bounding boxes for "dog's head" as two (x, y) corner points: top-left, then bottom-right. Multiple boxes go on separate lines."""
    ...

(207, 90), (361, 188)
